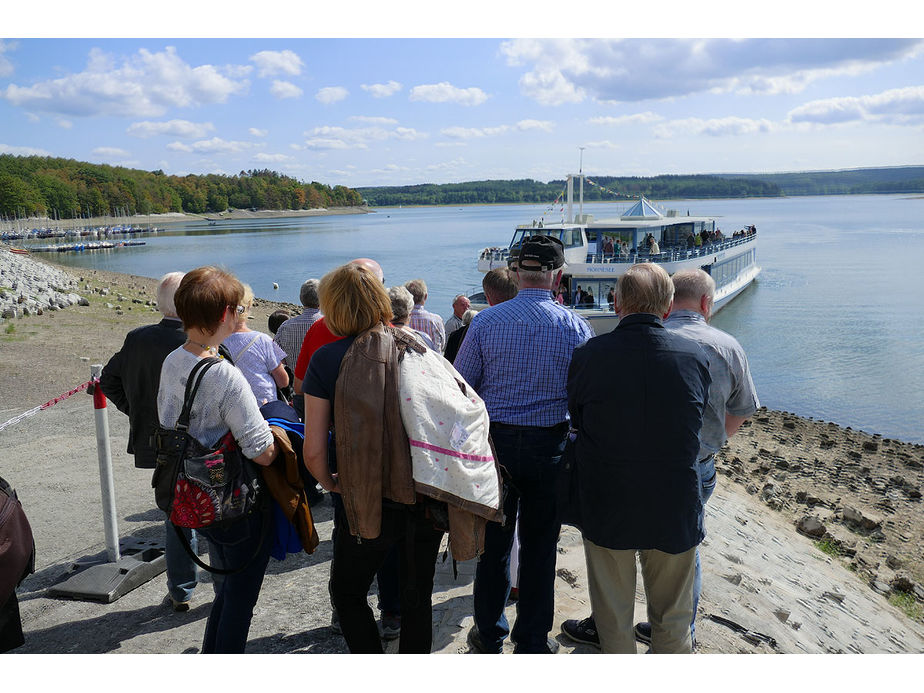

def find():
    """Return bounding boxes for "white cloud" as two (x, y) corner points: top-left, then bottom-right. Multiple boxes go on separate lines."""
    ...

(316, 86), (349, 104)
(442, 125), (509, 139)
(0, 40), (15, 78)
(441, 120), (553, 139)
(653, 116), (775, 139)
(788, 86), (924, 125)
(56, 118), (73, 129)
(167, 137), (256, 154)
(270, 80), (303, 99)
(252, 152), (294, 163)
(0, 143), (52, 156)
(516, 119), (554, 132)
(249, 127), (268, 137)
(2, 46), (248, 118)
(584, 140), (620, 150)
(361, 80), (402, 98)
(350, 115), (399, 125)
(250, 50), (304, 78)
(303, 124), (426, 150)
(92, 146), (130, 157)
(127, 119), (215, 139)
(410, 82), (489, 106)
(501, 38), (924, 104)
(588, 112), (663, 126)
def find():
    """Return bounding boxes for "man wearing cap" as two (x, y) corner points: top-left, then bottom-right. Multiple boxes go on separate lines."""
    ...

(455, 235), (593, 654)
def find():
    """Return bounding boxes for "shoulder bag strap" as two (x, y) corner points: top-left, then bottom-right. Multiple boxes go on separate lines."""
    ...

(176, 357), (222, 432)
(232, 333), (261, 364)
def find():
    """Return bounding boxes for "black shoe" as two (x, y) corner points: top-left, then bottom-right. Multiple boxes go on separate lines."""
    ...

(560, 616), (599, 647)
(466, 626), (501, 654)
(513, 636), (560, 654)
(634, 621), (652, 645)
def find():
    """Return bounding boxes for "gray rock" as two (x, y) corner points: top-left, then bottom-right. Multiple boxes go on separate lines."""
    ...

(797, 515), (827, 537)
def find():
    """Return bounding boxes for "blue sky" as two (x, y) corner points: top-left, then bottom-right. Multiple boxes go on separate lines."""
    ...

(2, 5), (923, 188)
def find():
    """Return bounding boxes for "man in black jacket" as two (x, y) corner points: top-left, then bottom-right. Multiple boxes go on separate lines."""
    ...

(100, 271), (204, 612)
(565, 263), (710, 653)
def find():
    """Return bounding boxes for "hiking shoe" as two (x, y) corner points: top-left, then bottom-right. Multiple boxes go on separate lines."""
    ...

(466, 625), (501, 654)
(164, 594), (190, 613)
(560, 617), (599, 647)
(634, 621), (652, 645)
(381, 612), (401, 641)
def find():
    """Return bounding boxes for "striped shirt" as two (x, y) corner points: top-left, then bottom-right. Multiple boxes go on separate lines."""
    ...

(273, 307), (321, 367)
(408, 304), (446, 354)
(454, 288), (593, 427)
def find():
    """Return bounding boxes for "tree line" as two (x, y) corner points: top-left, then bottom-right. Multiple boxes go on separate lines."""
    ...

(356, 174), (782, 207)
(0, 155), (365, 219)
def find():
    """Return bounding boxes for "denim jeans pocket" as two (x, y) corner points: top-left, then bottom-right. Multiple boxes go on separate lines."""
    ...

(699, 457), (717, 505)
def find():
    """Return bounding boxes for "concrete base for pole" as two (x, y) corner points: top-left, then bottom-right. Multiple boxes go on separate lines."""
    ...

(45, 536), (166, 603)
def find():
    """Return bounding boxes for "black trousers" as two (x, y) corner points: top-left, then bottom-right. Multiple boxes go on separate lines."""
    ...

(330, 502), (444, 653)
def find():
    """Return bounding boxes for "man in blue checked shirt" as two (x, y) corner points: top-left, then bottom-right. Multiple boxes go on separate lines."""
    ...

(455, 235), (593, 654)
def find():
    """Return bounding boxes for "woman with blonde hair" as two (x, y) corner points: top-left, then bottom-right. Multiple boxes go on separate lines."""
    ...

(156, 266), (276, 653)
(302, 262), (444, 653)
(221, 283), (289, 406)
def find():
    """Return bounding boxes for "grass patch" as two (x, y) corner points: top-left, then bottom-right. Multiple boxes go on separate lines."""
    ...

(889, 591), (924, 621)
(814, 537), (845, 558)
(4, 322), (15, 335)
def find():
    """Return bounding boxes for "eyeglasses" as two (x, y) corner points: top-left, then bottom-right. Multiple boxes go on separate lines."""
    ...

(229, 304), (245, 316)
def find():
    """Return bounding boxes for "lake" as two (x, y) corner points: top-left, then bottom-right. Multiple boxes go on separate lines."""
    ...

(45, 194), (924, 444)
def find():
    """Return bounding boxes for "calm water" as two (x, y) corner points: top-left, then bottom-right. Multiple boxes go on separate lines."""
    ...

(46, 195), (924, 443)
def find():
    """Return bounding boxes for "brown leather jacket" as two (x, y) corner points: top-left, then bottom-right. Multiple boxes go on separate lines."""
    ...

(334, 324), (489, 561)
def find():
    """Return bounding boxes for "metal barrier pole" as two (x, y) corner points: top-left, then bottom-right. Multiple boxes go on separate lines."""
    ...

(90, 364), (120, 562)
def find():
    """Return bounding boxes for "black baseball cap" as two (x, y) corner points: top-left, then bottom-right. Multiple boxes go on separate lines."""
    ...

(517, 235), (565, 271)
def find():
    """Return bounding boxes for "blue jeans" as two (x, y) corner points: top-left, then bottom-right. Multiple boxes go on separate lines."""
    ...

(197, 508), (272, 653)
(164, 518), (198, 603)
(473, 422), (567, 653)
(692, 454), (717, 641)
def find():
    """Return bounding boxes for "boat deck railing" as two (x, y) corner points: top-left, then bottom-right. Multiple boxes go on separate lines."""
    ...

(480, 233), (756, 266)
(586, 233), (756, 265)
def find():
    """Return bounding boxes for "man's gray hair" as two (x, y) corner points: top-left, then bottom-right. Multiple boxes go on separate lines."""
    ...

(671, 268), (715, 304)
(461, 308), (479, 326)
(388, 285), (415, 323)
(299, 278), (321, 308)
(156, 271), (185, 318)
(615, 263), (674, 316)
(404, 278), (428, 304)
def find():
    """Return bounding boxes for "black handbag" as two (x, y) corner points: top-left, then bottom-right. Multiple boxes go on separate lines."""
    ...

(151, 357), (268, 575)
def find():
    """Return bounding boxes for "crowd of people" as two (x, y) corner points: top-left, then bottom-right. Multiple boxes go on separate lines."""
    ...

(83, 236), (758, 655)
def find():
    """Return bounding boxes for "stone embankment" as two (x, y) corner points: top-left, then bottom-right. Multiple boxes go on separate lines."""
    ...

(0, 245), (88, 319)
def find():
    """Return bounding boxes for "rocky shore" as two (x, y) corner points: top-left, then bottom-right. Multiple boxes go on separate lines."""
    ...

(2, 250), (923, 657)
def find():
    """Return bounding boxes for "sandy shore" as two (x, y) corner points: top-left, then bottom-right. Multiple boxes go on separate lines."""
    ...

(0, 206), (373, 234)
(2, 255), (923, 657)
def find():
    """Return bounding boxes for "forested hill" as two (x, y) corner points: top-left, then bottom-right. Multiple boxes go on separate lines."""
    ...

(0, 155), (364, 219)
(713, 166), (924, 196)
(357, 175), (781, 207)
(356, 166), (924, 207)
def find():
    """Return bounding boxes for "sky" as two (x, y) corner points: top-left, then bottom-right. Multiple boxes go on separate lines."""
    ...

(2, 3), (923, 189)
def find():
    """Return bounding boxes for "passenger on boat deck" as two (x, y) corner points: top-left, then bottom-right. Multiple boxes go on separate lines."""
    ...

(455, 235), (593, 654)
(405, 278), (446, 354)
(563, 263), (709, 654)
(686, 233), (696, 249)
(603, 237), (614, 256)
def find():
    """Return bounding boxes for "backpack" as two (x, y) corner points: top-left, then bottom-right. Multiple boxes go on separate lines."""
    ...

(0, 475), (35, 604)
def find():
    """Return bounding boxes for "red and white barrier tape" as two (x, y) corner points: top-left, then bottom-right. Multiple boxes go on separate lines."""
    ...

(0, 379), (94, 433)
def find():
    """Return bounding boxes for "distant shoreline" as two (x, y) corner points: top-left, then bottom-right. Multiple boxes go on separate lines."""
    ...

(0, 205), (373, 233)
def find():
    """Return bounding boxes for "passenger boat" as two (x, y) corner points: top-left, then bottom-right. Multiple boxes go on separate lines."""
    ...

(474, 173), (760, 334)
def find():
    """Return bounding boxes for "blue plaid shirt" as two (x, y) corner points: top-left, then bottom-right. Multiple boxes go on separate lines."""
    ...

(454, 288), (593, 426)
